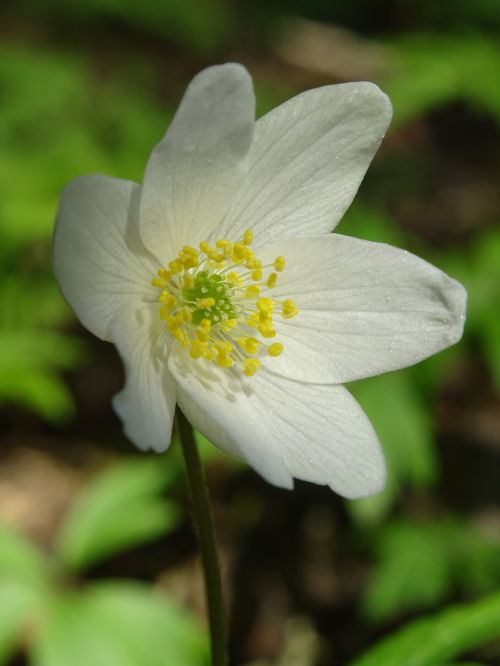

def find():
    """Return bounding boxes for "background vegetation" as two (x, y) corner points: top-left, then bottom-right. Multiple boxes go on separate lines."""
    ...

(1, 0), (500, 664)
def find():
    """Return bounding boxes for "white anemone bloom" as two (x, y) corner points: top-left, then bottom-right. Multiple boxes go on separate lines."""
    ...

(53, 64), (466, 498)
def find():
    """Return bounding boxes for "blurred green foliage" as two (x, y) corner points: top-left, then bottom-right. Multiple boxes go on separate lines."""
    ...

(384, 34), (500, 126)
(0, 458), (208, 666)
(350, 590), (500, 666)
(362, 517), (500, 622)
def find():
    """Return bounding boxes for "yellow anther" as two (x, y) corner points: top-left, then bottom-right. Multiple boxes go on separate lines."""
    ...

(243, 229), (253, 245)
(160, 293), (177, 311)
(245, 285), (260, 298)
(282, 299), (299, 319)
(190, 339), (207, 359)
(266, 272), (277, 289)
(258, 322), (276, 338)
(221, 319), (237, 331)
(214, 341), (233, 355)
(180, 307), (192, 323)
(257, 297), (275, 314)
(183, 274), (195, 289)
(246, 314), (259, 328)
(217, 241), (233, 258)
(196, 328), (210, 343)
(196, 297), (215, 309)
(283, 309), (299, 319)
(243, 358), (261, 377)
(200, 318), (212, 330)
(251, 268), (262, 281)
(227, 272), (242, 286)
(216, 354), (234, 368)
(232, 242), (249, 263)
(239, 337), (259, 354)
(199, 241), (212, 255)
(244, 252), (256, 269)
(151, 277), (167, 288)
(182, 245), (198, 256)
(182, 255), (199, 269)
(274, 256), (286, 272)
(268, 342), (284, 357)
(158, 268), (171, 280)
(168, 259), (183, 274)
(169, 326), (189, 347)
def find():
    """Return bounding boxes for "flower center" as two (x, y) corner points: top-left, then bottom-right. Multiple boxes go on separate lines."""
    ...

(151, 229), (299, 377)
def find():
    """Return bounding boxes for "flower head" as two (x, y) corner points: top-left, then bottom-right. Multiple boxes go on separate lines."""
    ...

(53, 64), (466, 498)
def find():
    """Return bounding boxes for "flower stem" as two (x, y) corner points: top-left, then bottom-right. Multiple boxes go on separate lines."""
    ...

(176, 408), (228, 666)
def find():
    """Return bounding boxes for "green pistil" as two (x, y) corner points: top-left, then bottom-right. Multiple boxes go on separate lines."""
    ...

(183, 270), (237, 325)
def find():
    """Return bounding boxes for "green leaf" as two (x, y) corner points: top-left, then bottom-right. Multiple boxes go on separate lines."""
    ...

(363, 517), (500, 623)
(30, 593), (136, 666)
(31, 583), (208, 666)
(83, 582), (208, 665)
(55, 458), (180, 570)
(362, 520), (455, 622)
(383, 34), (500, 126)
(0, 523), (50, 584)
(0, 278), (84, 422)
(0, 525), (52, 663)
(338, 204), (407, 247)
(348, 372), (435, 524)
(0, 578), (44, 664)
(349, 591), (500, 666)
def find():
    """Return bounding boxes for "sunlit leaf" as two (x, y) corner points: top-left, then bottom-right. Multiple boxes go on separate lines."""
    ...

(348, 372), (435, 524)
(55, 458), (180, 570)
(0, 525), (52, 663)
(363, 517), (500, 623)
(31, 583), (208, 666)
(362, 520), (455, 621)
(0, 579), (43, 664)
(384, 35), (500, 126)
(350, 591), (500, 666)
(0, 523), (50, 584)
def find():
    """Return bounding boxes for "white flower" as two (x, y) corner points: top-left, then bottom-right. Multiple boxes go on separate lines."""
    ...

(53, 64), (466, 498)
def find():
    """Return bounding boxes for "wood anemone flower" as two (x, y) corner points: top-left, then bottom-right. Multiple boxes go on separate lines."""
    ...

(53, 64), (466, 498)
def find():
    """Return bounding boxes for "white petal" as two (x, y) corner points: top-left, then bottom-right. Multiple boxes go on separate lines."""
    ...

(111, 304), (176, 453)
(175, 386), (243, 460)
(218, 82), (392, 246)
(258, 234), (466, 383)
(168, 348), (385, 498)
(139, 64), (255, 260)
(53, 175), (157, 341)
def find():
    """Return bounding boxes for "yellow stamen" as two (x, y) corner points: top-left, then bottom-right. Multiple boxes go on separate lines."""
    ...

(238, 337), (259, 355)
(150, 233), (295, 378)
(282, 299), (299, 319)
(268, 342), (283, 357)
(243, 358), (261, 377)
(266, 272), (277, 289)
(196, 297), (215, 309)
(274, 256), (285, 271)
(257, 297), (275, 314)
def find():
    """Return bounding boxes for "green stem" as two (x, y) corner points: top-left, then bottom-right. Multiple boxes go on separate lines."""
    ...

(176, 408), (228, 666)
